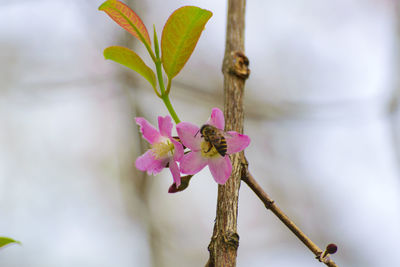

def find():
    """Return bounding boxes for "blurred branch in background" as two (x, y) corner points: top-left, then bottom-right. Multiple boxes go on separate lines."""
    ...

(130, 90), (164, 267)
(389, 0), (400, 172)
(119, 70), (164, 267)
(116, 1), (163, 265)
(169, 80), (389, 122)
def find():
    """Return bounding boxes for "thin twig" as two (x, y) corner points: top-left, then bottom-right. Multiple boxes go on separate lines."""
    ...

(241, 160), (339, 267)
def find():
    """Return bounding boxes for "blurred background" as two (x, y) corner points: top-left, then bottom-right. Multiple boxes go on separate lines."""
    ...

(1, 0), (400, 266)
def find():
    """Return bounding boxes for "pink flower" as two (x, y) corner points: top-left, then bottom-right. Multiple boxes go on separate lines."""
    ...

(176, 108), (250, 184)
(135, 116), (184, 187)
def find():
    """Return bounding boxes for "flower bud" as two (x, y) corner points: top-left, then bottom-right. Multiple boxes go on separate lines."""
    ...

(326, 243), (338, 254)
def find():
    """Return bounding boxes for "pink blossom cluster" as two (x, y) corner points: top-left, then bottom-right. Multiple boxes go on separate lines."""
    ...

(135, 108), (250, 191)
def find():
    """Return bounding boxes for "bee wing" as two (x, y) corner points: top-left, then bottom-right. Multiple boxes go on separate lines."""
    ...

(224, 132), (234, 138)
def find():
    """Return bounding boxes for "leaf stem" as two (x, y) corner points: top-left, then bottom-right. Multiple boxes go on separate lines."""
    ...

(152, 28), (181, 123)
(165, 78), (172, 95)
(155, 60), (165, 95)
(152, 85), (162, 98)
(162, 95), (180, 123)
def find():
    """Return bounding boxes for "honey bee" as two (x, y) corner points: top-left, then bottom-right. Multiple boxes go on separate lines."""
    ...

(198, 124), (228, 157)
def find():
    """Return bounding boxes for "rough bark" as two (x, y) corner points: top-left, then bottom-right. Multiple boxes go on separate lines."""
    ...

(206, 0), (248, 266)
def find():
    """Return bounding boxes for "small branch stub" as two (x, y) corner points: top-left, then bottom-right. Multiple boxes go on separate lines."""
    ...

(230, 51), (250, 79)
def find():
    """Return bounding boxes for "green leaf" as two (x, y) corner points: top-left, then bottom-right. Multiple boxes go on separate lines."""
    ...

(0, 237), (21, 248)
(161, 6), (212, 79)
(99, 0), (151, 48)
(104, 46), (157, 89)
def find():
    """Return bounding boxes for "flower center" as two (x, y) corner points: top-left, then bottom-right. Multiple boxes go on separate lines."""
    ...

(151, 138), (174, 159)
(200, 141), (220, 158)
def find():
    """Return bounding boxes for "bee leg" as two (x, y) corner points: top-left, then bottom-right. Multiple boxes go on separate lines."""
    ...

(205, 142), (212, 153)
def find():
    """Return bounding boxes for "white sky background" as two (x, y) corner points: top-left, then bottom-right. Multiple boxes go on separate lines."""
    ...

(1, 0), (400, 267)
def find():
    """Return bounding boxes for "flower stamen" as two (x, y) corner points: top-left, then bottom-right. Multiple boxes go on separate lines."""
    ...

(152, 139), (174, 159)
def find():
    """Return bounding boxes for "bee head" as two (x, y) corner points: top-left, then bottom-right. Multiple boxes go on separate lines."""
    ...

(195, 124), (208, 137)
(200, 124), (207, 135)
(200, 124), (214, 136)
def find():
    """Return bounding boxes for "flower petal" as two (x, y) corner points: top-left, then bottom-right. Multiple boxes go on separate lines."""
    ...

(168, 159), (181, 187)
(176, 122), (202, 151)
(135, 150), (166, 175)
(208, 156), (232, 184)
(135, 150), (154, 171)
(226, 131), (251, 154)
(147, 158), (168, 174)
(206, 107), (225, 130)
(180, 151), (208, 175)
(171, 138), (184, 161)
(135, 117), (162, 144)
(158, 116), (173, 137)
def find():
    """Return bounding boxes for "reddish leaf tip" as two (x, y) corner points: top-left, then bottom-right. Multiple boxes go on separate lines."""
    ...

(98, 0), (151, 47)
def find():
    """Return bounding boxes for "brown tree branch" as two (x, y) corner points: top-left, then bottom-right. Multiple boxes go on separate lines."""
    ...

(206, 0), (248, 266)
(241, 160), (339, 267)
(206, 1), (339, 266)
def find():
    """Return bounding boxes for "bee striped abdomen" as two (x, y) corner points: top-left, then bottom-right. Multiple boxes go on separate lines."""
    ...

(214, 136), (227, 157)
